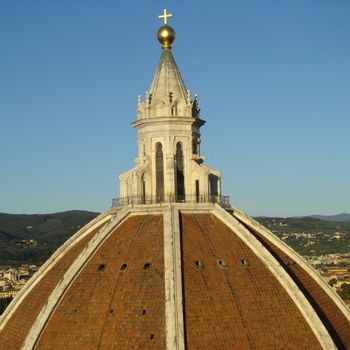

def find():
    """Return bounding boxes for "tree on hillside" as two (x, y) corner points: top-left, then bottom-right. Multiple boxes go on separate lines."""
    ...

(328, 278), (337, 287)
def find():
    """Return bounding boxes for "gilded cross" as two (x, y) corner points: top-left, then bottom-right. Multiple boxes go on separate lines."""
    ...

(158, 9), (173, 25)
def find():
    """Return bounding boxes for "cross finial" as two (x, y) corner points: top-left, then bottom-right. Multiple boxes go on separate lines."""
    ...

(158, 9), (173, 25)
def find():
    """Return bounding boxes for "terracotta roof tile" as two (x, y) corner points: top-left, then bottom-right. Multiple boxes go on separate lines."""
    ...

(239, 219), (350, 349)
(180, 214), (322, 350)
(36, 215), (165, 350)
(0, 225), (102, 350)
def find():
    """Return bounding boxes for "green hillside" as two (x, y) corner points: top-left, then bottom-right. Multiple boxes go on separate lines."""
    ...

(255, 216), (350, 256)
(0, 211), (99, 266)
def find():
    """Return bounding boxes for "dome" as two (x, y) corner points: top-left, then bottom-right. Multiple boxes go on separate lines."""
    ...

(0, 204), (349, 349)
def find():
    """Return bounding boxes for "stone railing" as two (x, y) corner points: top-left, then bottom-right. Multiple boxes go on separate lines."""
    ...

(112, 195), (230, 208)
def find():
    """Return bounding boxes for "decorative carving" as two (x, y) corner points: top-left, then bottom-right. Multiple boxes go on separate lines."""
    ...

(145, 91), (150, 106)
(187, 90), (191, 104)
(192, 94), (200, 118)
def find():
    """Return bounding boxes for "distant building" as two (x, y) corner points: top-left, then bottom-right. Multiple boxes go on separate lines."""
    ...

(0, 290), (18, 299)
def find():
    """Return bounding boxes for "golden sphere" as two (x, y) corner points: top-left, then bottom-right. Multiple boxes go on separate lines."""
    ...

(157, 25), (176, 48)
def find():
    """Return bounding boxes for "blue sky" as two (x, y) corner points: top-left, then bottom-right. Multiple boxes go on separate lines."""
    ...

(0, 1), (349, 216)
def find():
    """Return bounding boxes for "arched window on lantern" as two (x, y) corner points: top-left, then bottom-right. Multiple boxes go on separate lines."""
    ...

(175, 142), (185, 202)
(155, 143), (164, 203)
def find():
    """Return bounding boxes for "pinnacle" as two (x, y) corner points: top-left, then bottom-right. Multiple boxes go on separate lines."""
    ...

(149, 49), (188, 105)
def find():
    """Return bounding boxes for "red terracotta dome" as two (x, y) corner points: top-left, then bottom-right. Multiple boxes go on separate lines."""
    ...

(0, 205), (349, 349)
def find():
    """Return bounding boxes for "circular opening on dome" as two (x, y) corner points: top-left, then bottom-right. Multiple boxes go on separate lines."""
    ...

(143, 263), (150, 270)
(110, 309), (114, 314)
(217, 259), (227, 268)
(150, 334), (154, 340)
(98, 264), (105, 271)
(142, 309), (146, 315)
(195, 260), (204, 268)
(241, 259), (249, 267)
(120, 263), (128, 271)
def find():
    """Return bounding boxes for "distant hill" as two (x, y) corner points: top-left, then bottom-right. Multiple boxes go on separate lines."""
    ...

(255, 216), (350, 256)
(0, 210), (99, 266)
(308, 213), (350, 222)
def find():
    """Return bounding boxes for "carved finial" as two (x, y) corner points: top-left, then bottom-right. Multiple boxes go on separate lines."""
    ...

(187, 90), (191, 104)
(192, 94), (201, 118)
(145, 91), (150, 106)
(157, 9), (175, 49)
(138, 95), (141, 104)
